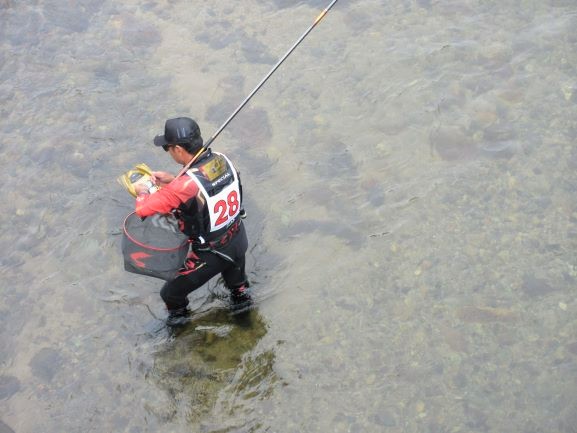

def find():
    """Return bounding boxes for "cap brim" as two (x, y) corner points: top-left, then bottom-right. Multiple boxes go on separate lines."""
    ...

(153, 135), (168, 147)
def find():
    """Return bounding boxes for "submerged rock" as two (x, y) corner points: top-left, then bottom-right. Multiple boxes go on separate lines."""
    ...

(196, 21), (244, 50)
(1, 9), (43, 46)
(439, 324), (469, 353)
(277, 219), (364, 249)
(196, 20), (275, 64)
(0, 375), (20, 399)
(206, 95), (272, 147)
(309, 141), (356, 179)
(43, 0), (104, 33)
(29, 347), (63, 382)
(119, 15), (161, 48)
(521, 274), (557, 297)
(430, 126), (477, 161)
(241, 37), (276, 64)
(342, 9), (374, 34)
(479, 125), (519, 159)
(566, 341), (577, 355)
(457, 306), (517, 323)
(369, 410), (396, 427)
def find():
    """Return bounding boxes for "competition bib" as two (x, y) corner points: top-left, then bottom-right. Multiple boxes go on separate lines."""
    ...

(187, 153), (241, 233)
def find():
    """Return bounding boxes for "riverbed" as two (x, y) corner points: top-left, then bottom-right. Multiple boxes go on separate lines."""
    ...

(1, 0), (576, 432)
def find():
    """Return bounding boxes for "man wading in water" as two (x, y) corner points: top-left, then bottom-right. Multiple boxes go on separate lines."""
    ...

(134, 117), (251, 326)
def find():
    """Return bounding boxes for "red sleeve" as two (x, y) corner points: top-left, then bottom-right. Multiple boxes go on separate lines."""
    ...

(135, 175), (199, 217)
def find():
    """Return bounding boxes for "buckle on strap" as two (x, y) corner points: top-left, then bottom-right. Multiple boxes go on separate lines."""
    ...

(194, 218), (241, 249)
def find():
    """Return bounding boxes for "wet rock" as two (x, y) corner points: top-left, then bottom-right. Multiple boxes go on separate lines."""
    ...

(206, 94), (272, 147)
(32, 146), (56, 166)
(477, 42), (513, 70)
(464, 404), (489, 431)
(521, 274), (557, 297)
(342, 9), (374, 34)
(120, 16), (161, 48)
(232, 107), (273, 146)
(430, 126), (477, 161)
(473, 109), (498, 129)
(370, 410), (396, 427)
(457, 306), (517, 323)
(195, 20), (277, 64)
(452, 372), (468, 388)
(480, 140), (519, 159)
(0, 375), (20, 399)
(278, 219), (363, 249)
(196, 21), (244, 50)
(497, 88), (525, 104)
(93, 65), (120, 86)
(310, 142), (356, 179)
(43, 0), (103, 33)
(0, 420), (15, 433)
(1, 9), (43, 46)
(566, 341), (577, 355)
(479, 125), (518, 159)
(29, 347), (63, 382)
(64, 151), (93, 178)
(241, 37), (276, 64)
(440, 324), (469, 353)
(469, 97), (499, 127)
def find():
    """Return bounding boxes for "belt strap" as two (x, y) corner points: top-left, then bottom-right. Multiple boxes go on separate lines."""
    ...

(194, 218), (241, 249)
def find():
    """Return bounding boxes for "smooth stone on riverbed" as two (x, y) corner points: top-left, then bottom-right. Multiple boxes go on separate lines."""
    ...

(29, 348), (63, 382)
(457, 306), (517, 323)
(0, 375), (20, 400)
(43, 0), (105, 33)
(521, 274), (558, 297)
(430, 126), (477, 161)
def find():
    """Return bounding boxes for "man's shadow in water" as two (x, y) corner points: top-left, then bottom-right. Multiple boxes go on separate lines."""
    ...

(140, 192), (275, 423)
(146, 307), (269, 423)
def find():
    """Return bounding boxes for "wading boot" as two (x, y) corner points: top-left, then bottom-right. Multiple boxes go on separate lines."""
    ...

(230, 285), (252, 311)
(166, 306), (191, 327)
(230, 284), (253, 327)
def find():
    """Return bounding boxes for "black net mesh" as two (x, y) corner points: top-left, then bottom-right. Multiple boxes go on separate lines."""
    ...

(121, 213), (189, 281)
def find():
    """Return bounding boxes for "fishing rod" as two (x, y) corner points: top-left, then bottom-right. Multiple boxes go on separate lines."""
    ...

(177, 0), (340, 176)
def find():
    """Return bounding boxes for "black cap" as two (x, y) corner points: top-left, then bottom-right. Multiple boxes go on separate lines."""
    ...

(153, 117), (202, 147)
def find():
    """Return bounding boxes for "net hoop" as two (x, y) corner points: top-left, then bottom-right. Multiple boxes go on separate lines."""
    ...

(122, 212), (190, 252)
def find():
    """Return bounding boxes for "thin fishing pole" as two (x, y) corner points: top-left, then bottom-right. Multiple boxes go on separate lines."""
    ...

(179, 0), (339, 175)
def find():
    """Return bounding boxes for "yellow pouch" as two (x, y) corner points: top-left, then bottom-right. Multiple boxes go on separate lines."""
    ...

(117, 163), (159, 197)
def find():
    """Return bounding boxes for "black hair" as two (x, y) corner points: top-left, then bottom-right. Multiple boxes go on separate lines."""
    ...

(179, 135), (204, 154)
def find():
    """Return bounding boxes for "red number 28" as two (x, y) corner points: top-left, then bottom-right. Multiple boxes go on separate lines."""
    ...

(214, 191), (239, 226)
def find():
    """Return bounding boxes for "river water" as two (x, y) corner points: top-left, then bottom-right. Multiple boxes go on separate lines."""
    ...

(1, 0), (576, 432)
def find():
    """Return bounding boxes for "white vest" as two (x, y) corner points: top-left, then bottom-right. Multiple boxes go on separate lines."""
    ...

(186, 152), (241, 233)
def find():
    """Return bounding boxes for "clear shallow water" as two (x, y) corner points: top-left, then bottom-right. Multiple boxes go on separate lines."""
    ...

(1, 0), (576, 432)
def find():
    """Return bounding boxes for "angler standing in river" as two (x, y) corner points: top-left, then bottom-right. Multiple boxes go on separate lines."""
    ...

(121, 1), (339, 327)
(134, 117), (251, 326)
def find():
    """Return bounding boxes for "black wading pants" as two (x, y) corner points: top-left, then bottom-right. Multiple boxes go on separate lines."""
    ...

(160, 221), (248, 311)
